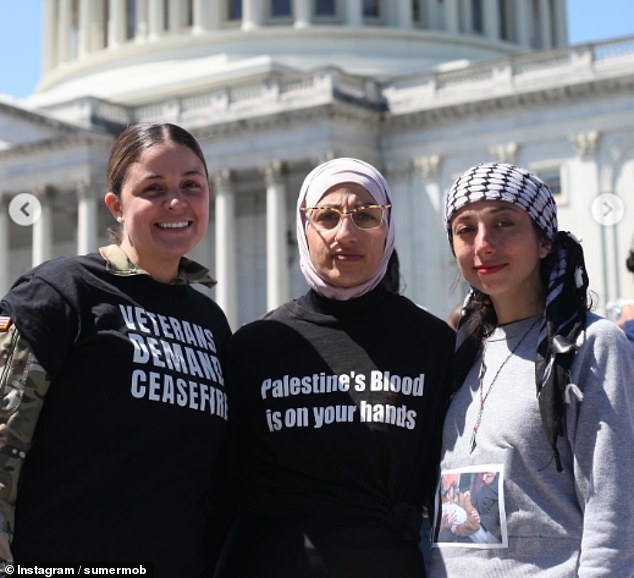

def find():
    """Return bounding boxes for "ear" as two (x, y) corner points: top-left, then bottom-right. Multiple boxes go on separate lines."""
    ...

(538, 237), (552, 260)
(104, 192), (122, 222)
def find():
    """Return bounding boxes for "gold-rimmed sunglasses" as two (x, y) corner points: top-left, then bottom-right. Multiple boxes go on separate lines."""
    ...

(301, 204), (390, 231)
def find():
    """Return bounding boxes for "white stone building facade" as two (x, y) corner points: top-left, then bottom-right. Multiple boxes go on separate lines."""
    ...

(1, 0), (633, 329)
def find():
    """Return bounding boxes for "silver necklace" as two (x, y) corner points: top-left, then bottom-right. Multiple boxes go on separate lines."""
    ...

(469, 317), (540, 454)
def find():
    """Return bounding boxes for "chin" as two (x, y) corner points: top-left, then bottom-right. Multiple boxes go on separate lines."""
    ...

(160, 245), (195, 260)
(330, 277), (366, 289)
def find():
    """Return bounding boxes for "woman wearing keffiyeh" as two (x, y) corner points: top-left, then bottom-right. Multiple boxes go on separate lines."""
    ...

(429, 162), (634, 577)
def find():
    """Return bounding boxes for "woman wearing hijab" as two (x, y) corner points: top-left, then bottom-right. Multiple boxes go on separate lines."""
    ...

(215, 158), (454, 578)
(429, 163), (634, 576)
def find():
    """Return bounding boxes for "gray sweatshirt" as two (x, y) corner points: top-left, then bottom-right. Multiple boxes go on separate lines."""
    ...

(429, 313), (634, 577)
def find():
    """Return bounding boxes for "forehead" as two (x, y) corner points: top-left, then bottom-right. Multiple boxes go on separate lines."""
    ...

(135, 141), (199, 164)
(451, 199), (529, 221)
(318, 182), (376, 205)
(123, 143), (206, 184)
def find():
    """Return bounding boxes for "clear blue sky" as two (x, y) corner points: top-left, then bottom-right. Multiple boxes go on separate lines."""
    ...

(1, 0), (634, 99)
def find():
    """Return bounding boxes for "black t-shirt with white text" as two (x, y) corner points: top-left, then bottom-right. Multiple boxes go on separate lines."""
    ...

(1, 253), (231, 577)
(218, 287), (455, 578)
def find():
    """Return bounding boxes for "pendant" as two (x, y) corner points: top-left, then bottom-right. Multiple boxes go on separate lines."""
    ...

(469, 429), (477, 454)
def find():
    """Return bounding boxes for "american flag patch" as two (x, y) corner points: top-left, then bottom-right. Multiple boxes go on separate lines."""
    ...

(0, 316), (12, 331)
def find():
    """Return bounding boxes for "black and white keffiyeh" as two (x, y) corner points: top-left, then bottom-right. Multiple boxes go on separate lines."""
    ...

(444, 162), (558, 242)
(445, 162), (589, 472)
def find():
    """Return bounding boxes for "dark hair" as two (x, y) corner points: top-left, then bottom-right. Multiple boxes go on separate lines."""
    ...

(446, 303), (462, 331)
(107, 122), (208, 197)
(627, 249), (634, 274)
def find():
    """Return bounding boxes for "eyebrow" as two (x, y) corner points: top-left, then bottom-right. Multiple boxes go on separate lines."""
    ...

(454, 204), (520, 219)
(182, 169), (206, 177)
(142, 169), (205, 180)
(313, 201), (377, 208)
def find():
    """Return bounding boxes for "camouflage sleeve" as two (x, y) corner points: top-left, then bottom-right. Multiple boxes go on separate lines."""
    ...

(0, 317), (50, 541)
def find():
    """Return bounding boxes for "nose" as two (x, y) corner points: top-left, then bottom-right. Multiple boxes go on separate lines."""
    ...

(474, 223), (494, 254)
(334, 211), (358, 242)
(165, 189), (187, 210)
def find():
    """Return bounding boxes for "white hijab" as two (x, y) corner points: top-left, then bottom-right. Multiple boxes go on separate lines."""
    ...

(296, 157), (395, 301)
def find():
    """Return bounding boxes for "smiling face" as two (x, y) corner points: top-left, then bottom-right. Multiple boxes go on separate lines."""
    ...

(305, 183), (387, 288)
(450, 200), (551, 321)
(104, 141), (210, 282)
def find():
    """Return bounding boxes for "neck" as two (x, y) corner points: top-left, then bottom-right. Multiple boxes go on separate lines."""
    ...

(491, 295), (544, 326)
(120, 243), (179, 284)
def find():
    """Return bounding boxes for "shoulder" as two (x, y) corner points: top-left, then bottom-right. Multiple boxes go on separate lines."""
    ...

(17, 253), (105, 290)
(38, 252), (102, 274)
(582, 312), (629, 348)
(389, 294), (455, 336)
(22, 253), (96, 281)
(226, 300), (314, 358)
(184, 284), (226, 312)
(188, 289), (232, 339)
(573, 311), (634, 373)
(261, 300), (297, 322)
(230, 302), (294, 340)
(2, 254), (99, 305)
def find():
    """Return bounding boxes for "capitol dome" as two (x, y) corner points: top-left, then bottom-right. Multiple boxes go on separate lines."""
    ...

(35, 0), (568, 105)
(3, 0), (633, 328)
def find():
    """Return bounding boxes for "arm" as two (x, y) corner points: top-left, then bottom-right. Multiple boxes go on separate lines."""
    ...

(570, 320), (634, 576)
(450, 491), (481, 537)
(473, 484), (499, 535)
(622, 319), (634, 346)
(0, 320), (51, 560)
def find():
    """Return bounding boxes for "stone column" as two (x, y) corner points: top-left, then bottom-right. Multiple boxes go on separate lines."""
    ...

(483, 0), (500, 42)
(214, 171), (237, 330)
(148, 0), (165, 40)
(516, 0), (531, 49)
(266, 163), (289, 311)
(242, 0), (263, 30)
(193, 0), (214, 34)
(346, 0), (362, 27)
(32, 189), (54, 267)
(412, 155), (449, 313)
(462, 0), (473, 34)
(108, 0), (127, 48)
(443, 0), (459, 34)
(395, 0), (413, 29)
(168, 0), (184, 33)
(539, 0), (552, 49)
(77, 182), (98, 255)
(0, 196), (9, 296)
(135, 0), (149, 41)
(552, 0), (568, 48)
(78, 0), (97, 57)
(293, 0), (311, 28)
(57, 0), (72, 63)
(427, 0), (441, 30)
(43, 0), (56, 73)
